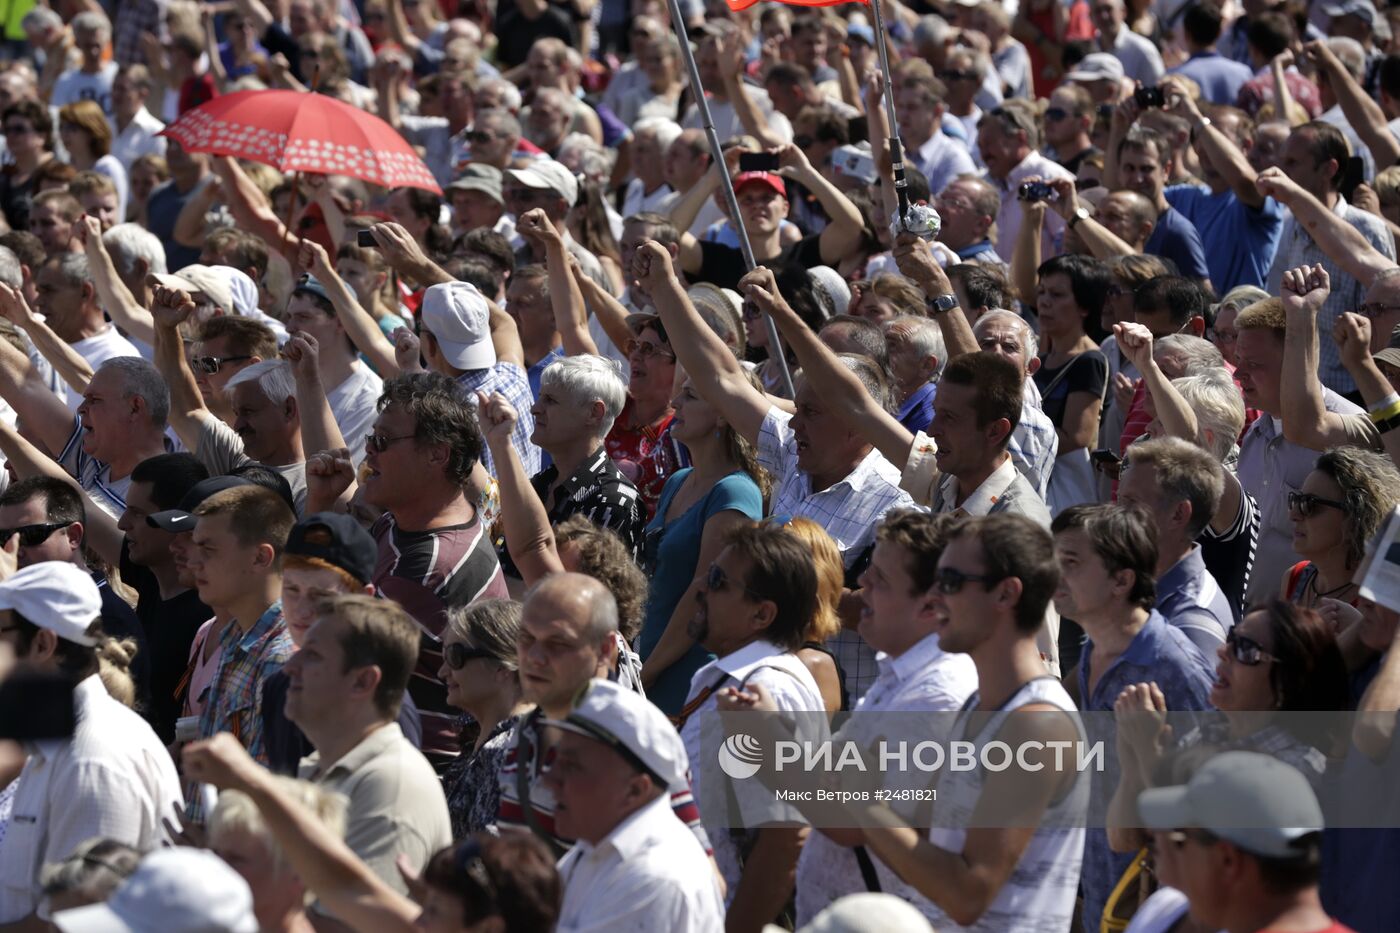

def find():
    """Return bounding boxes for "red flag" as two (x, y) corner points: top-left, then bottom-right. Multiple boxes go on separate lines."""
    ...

(726, 0), (866, 11)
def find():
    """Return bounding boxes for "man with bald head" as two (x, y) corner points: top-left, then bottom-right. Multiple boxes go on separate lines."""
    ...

(499, 572), (709, 859)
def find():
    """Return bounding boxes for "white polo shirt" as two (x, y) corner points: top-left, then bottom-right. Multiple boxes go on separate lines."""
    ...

(556, 793), (725, 933)
(0, 676), (181, 923)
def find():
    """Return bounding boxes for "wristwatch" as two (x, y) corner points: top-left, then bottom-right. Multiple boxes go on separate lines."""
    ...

(1068, 206), (1091, 229)
(926, 293), (959, 315)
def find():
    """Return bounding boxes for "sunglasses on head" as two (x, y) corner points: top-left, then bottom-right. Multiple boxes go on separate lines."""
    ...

(445, 642), (496, 670)
(452, 839), (498, 905)
(0, 521), (73, 548)
(1224, 628), (1277, 667)
(933, 566), (999, 595)
(192, 354), (252, 375)
(1287, 491), (1346, 518)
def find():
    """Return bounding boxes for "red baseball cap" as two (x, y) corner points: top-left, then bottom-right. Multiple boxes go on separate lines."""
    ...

(733, 172), (787, 198)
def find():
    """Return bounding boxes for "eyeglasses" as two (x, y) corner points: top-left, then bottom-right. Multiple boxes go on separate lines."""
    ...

(0, 521), (73, 548)
(625, 338), (675, 361)
(1224, 628), (1278, 667)
(192, 354), (252, 375)
(364, 432), (417, 453)
(938, 69), (978, 82)
(933, 566), (999, 594)
(705, 563), (762, 600)
(2, 124), (32, 136)
(464, 130), (496, 145)
(1358, 302), (1400, 320)
(1045, 106), (1070, 122)
(445, 642), (496, 670)
(1287, 491), (1347, 518)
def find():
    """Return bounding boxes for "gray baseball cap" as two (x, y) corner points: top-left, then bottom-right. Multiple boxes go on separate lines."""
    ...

(1137, 751), (1323, 859)
(1374, 323), (1400, 370)
(447, 163), (504, 206)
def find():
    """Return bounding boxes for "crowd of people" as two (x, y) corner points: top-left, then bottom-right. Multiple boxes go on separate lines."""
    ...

(0, 0), (1397, 931)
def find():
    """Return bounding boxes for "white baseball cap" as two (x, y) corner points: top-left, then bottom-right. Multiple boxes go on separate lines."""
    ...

(504, 160), (579, 208)
(1064, 52), (1126, 84)
(53, 848), (258, 933)
(544, 678), (689, 791)
(0, 562), (101, 646)
(153, 264), (235, 318)
(420, 280), (496, 371)
(209, 265), (259, 317)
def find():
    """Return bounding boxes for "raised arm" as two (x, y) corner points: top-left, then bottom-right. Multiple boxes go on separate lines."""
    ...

(741, 265), (913, 466)
(517, 209), (598, 356)
(369, 221), (453, 288)
(1102, 97), (1144, 192)
(211, 157), (299, 259)
(487, 299), (525, 369)
(0, 418), (122, 566)
(1256, 167), (1394, 287)
(478, 392), (564, 583)
(172, 176), (222, 249)
(80, 217), (155, 347)
(1010, 197), (1046, 306)
(1306, 40), (1400, 168)
(1115, 322), (1242, 533)
(0, 285), (93, 399)
(1269, 51), (1309, 127)
(713, 33), (785, 150)
(1163, 77), (1263, 208)
(892, 234), (979, 360)
(296, 238), (398, 375)
(183, 735), (420, 933)
(773, 143), (866, 267)
(1044, 178), (1139, 260)
(1280, 264), (1359, 448)
(0, 313), (80, 457)
(1335, 312), (1400, 470)
(635, 241), (771, 444)
(862, 72), (899, 228)
(149, 281), (219, 450)
(284, 332), (347, 458)
(571, 255), (633, 352)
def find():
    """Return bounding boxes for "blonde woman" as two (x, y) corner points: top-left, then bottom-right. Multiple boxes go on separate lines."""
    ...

(782, 517), (847, 717)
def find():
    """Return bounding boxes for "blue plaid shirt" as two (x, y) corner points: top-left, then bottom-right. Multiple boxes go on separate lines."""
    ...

(458, 362), (541, 479)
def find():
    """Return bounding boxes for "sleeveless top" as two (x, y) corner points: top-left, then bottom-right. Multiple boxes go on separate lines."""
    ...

(926, 677), (1088, 933)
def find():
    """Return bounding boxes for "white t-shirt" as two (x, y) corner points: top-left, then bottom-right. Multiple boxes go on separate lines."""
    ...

(51, 62), (119, 115)
(327, 362), (383, 469)
(67, 326), (142, 410)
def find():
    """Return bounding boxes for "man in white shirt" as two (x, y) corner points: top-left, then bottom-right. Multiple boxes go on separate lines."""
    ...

(1092, 0), (1166, 84)
(50, 12), (119, 116)
(897, 74), (977, 196)
(109, 64), (167, 171)
(545, 679), (724, 933)
(681, 23), (793, 146)
(978, 103), (1074, 261)
(621, 119), (680, 219)
(0, 562), (182, 926)
(285, 593), (452, 897)
(283, 274), (382, 470)
(677, 521), (824, 931)
(790, 510), (978, 923)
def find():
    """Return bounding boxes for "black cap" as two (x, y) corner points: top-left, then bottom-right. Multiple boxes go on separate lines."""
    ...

(284, 512), (378, 584)
(146, 475), (253, 532)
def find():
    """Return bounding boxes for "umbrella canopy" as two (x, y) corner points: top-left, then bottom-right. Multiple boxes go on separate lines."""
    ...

(160, 89), (442, 194)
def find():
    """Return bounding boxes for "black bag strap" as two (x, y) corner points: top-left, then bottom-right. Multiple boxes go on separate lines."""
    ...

(854, 845), (883, 892)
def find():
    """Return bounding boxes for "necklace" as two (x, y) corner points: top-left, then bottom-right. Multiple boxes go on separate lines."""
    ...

(1309, 571), (1355, 600)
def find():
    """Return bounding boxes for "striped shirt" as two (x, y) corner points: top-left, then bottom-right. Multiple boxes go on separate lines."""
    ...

(57, 417), (130, 520)
(1200, 480), (1258, 624)
(372, 510), (510, 770)
(457, 363), (541, 479)
(497, 708), (711, 858)
(196, 601), (293, 766)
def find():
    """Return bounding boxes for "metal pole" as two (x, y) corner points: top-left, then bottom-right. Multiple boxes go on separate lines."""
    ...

(663, 5), (795, 398)
(870, 0), (912, 223)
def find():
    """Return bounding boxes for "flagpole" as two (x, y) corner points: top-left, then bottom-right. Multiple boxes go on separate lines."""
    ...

(663, 6), (795, 398)
(868, 0), (912, 224)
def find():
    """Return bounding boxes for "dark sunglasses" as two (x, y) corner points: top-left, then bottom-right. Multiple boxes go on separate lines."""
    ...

(464, 130), (496, 145)
(364, 432), (416, 453)
(705, 563), (761, 600)
(192, 354), (252, 375)
(1045, 107), (1070, 121)
(445, 642), (496, 670)
(793, 134), (815, 149)
(2, 124), (32, 136)
(1287, 491), (1347, 518)
(938, 69), (978, 82)
(933, 566), (999, 595)
(1225, 628), (1277, 667)
(0, 521), (73, 548)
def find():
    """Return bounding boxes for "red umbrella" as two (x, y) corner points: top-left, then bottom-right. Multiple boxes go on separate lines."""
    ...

(159, 89), (442, 194)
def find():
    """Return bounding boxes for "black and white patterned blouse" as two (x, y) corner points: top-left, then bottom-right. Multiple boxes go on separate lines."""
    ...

(443, 715), (521, 840)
